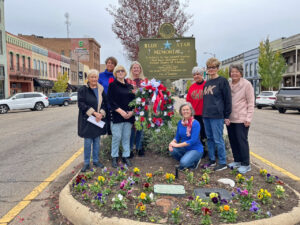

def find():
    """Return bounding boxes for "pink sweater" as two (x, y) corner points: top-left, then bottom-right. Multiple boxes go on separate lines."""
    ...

(229, 78), (254, 123)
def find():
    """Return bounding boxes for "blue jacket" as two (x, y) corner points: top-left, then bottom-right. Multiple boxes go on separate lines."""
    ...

(175, 120), (203, 153)
(98, 69), (115, 94)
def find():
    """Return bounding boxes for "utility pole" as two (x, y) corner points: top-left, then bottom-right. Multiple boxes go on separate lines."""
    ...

(64, 12), (71, 38)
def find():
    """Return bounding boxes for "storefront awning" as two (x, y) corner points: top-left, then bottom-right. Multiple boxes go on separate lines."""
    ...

(67, 83), (77, 91)
(34, 78), (54, 88)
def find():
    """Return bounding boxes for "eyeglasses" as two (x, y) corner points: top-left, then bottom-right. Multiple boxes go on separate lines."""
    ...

(116, 70), (125, 73)
(207, 66), (218, 70)
(193, 73), (203, 76)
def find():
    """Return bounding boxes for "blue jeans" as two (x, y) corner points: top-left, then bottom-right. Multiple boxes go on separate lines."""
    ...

(130, 127), (144, 151)
(111, 122), (132, 158)
(203, 118), (227, 165)
(84, 136), (100, 165)
(171, 147), (203, 169)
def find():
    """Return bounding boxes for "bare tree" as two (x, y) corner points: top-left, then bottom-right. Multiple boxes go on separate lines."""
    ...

(107, 0), (193, 60)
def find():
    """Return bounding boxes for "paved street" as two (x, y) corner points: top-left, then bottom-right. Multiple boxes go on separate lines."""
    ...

(249, 108), (300, 178)
(0, 105), (82, 220)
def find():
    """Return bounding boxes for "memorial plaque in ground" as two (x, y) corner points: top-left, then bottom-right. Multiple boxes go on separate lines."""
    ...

(138, 37), (197, 80)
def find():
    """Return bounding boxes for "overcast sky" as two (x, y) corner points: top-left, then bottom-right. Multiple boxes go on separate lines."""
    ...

(4, 0), (300, 68)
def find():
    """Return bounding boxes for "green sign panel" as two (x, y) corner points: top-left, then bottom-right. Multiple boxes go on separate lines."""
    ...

(138, 37), (197, 80)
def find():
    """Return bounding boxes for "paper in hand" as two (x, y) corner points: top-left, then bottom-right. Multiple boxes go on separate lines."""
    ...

(87, 116), (105, 128)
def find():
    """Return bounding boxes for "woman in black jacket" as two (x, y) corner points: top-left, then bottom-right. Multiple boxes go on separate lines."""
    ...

(107, 65), (135, 168)
(78, 69), (107, 172)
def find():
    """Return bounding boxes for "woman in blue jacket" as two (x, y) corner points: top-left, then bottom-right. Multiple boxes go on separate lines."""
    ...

(169, 102), (203, 170)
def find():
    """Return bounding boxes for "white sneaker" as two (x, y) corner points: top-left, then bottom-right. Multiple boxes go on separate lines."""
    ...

(227, 162), (241, 169)
(238, 165), (251, 174)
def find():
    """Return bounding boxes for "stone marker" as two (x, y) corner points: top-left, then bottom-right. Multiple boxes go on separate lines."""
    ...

(156, 196), (177, 214)
(154, 184), (186, 196)
(194, 188), (232, 200)
(217, 178), (235, 188)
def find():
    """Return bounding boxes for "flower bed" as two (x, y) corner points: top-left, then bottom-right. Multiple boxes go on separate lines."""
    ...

(70, 154), (298, 224)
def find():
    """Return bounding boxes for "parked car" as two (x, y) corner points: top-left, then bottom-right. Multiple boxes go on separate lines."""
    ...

(255, 91), (278, 109)
(274, 87), (300, 113)
(48, 92), (71, 106)
(70, 92), (78, 103)
(0, 92), (49, 114)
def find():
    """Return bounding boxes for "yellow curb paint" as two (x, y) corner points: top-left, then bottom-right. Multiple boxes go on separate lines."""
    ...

(0, 147), (84, 224)
(251, 151), (300, 181)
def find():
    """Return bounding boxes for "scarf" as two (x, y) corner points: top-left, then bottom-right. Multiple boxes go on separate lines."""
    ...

(181, 117), (194, 137)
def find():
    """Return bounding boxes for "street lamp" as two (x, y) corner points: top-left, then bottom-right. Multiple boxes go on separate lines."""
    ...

(203, 52), (216, 58)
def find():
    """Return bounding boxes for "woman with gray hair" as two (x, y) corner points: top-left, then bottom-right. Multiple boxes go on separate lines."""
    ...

(168, 102), (204, 170)
(226, 64), (254, 174)
(78, 69), (107, 172)
(186, 67), (207, 151)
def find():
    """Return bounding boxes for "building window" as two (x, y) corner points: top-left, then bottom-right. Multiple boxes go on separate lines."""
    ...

(33, 59), (37, 70)
(22, 56), (26, 71)
(245, 64), (248, 77)
(49, 63), (51, 77)
(16, 54), (20, 71)
(38, 60), (40, 75)
(249, 63), (253, 76)
(41, 62), (44, 76)
(0, 65), (4, 78)
(10, 52), (14, 70)
(0, 31), (3, 55)
(28, 57), (31, 71)
(254, 62), (258, 75)
(61, 50), (65, 55)
(45, 63), (47, 77)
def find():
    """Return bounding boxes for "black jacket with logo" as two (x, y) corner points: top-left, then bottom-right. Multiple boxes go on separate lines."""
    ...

(202, 76), (232, 119)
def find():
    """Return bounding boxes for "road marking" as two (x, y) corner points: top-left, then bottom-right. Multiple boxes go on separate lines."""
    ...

(0, 147), (84, 224)
(251, 151), (300, 181)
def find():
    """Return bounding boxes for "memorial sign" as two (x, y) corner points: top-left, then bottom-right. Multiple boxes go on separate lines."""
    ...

(138, 24), (197, 80)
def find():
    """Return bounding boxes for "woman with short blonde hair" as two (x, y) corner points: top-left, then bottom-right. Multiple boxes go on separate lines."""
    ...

(108, 65), (135, 168)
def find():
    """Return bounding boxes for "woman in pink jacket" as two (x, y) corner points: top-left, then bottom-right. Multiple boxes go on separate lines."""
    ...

(226, 64), (254, 174)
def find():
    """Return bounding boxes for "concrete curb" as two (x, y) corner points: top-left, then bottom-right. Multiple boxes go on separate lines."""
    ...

(59, 175), (300, 225)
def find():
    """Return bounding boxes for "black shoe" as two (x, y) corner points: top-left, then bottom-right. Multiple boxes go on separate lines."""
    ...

(129, 150), (135, 159)
(191, 158), (201, 170)
(208, 160), (216, 167)
(214, 164), (227, 172)
(137, 148), (145, 157)
(81, 164), (90, 172)
(122, 157), (132, 167)
(112, 157), (118, 168)
(93, 162), (104, 168)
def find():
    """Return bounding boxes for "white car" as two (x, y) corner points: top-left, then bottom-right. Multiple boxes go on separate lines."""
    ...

(256, 91), (278, 109)
(0, 92), (49, 114)
(70, 92), (78, 103)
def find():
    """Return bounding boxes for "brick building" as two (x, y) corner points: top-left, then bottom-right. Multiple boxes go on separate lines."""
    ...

(18, 35), (101, 71)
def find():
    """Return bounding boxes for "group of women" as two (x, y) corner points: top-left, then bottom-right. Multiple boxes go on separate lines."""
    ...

(171, 57), (254, 174)
(78, 56), (254, 175)
(78, 57), (146, 172)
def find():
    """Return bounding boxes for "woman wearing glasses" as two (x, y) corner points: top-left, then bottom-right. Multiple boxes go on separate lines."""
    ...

(186, 67), (207, 152)
(202, 58), (232, 172)
(107, 65), (135, 168)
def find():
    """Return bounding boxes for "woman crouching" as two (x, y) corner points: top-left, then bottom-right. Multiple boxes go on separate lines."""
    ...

(169, 102), (203, 170)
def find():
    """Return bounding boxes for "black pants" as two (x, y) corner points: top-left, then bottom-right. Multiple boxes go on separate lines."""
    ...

(227, 123), (250, 166)
(194, 115), (206, 143)
(106, 109), (112, 135)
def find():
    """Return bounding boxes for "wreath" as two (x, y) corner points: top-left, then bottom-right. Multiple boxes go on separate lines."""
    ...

(129, 79), (175, 131)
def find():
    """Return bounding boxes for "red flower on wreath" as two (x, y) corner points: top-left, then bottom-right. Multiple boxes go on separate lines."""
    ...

(141, 98), (146, 102)
(167, 91), (170, 96)
(145, 85), (152, 90)
(147, 123), (151, 129)
(168, 99), (172, 104)
(168, 112), (174, 117)
(135, 108), (139, 113)
(144, 105), (148, 111)
(140, 116), (145, 122)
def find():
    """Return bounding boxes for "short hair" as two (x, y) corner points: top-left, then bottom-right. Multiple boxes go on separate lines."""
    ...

(179, 102), (195, 117)
(206, 57), (220, 68)
(192, 67), (205, 75)
(87, 69), (99, 79)
(229, 63), (244, 77)
(113, 65), (127, 77)
(105, 56), (118, 66)
(129, 61), (145, 80)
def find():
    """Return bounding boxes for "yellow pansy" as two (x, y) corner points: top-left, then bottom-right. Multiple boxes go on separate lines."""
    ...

(140, 192), (146, 200)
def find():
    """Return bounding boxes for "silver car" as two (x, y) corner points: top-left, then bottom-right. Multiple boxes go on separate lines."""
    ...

(274, 87), (300, 113)
(256, 91), (278, 109)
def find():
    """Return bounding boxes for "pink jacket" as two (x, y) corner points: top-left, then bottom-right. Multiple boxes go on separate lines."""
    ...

(229, 78), (254, 123)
